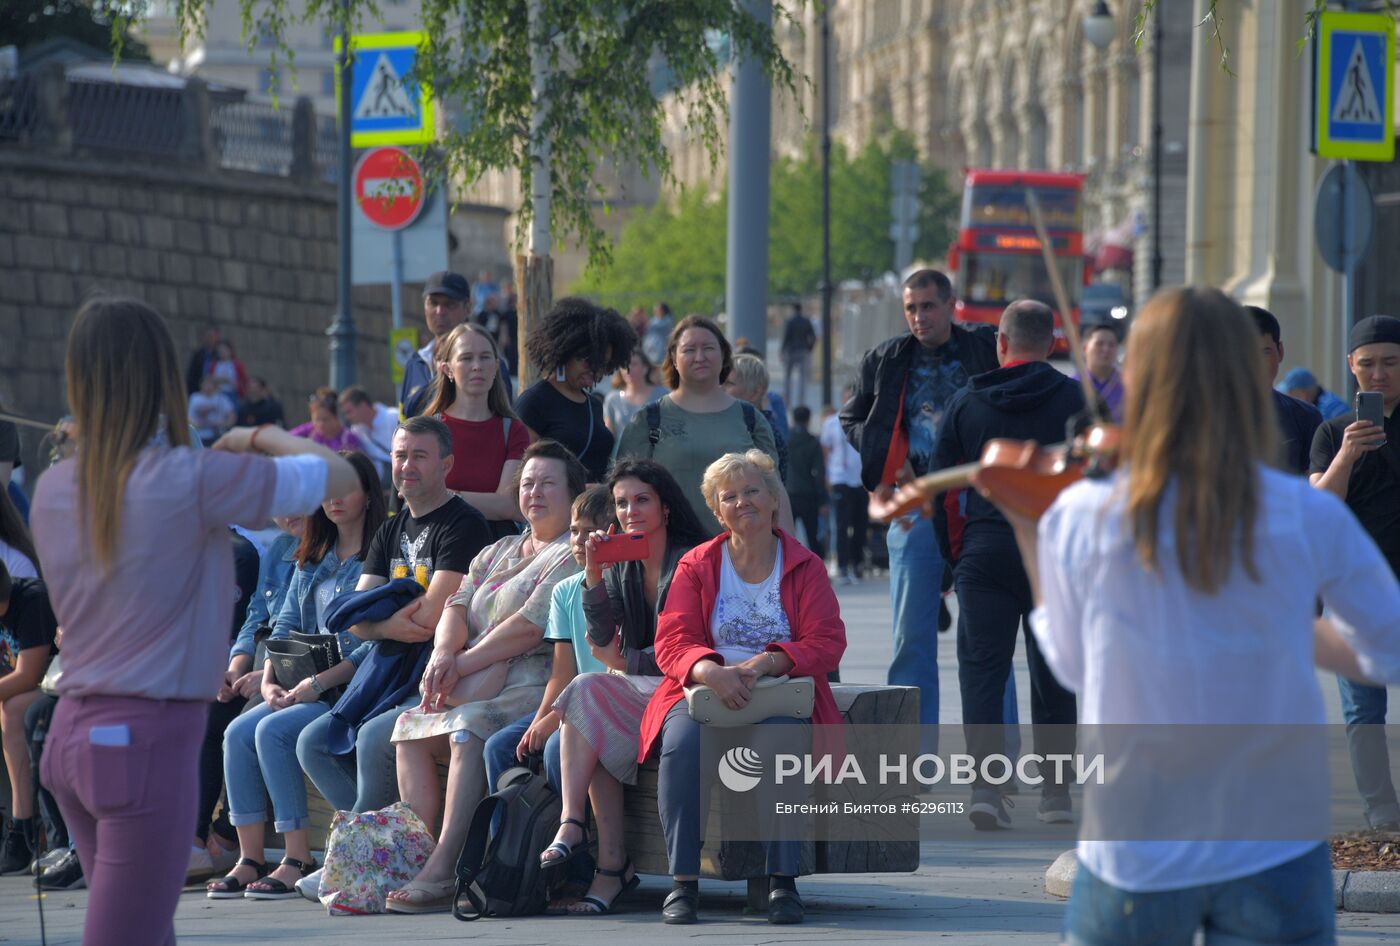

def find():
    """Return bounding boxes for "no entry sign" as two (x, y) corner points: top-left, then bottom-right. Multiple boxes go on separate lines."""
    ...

(352, 147), (426, 230)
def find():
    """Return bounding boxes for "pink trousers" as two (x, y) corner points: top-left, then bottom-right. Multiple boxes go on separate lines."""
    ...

(42, 695), (207, 946)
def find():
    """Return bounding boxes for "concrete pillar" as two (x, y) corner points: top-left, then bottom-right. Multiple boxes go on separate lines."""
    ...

(725, 0), (772, 347)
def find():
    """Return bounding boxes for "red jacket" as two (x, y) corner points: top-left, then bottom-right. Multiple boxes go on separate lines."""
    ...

(637, 529), (848, 763)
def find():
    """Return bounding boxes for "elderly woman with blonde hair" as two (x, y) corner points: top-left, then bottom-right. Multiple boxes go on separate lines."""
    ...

(635, 450), (846, 926)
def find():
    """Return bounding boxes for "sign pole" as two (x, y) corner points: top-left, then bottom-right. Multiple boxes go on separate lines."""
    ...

(391, 229), (404, 330)
(1342, 160), (1357, 402)
(329, 0), (357, 389)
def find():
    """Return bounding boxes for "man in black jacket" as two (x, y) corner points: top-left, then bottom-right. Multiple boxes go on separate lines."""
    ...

(930, 299), (1081, 830)
(1246, 305), (1322, 475)
(840, 269), (998, 743)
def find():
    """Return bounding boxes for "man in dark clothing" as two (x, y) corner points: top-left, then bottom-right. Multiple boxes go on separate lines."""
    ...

(1247, 306), (1322, 475)
(786, 405), (827, 559)
(186, 326), (221, 395)
(0, 563), (58, 874)
(400, 271), (471, 419)
(930, 299), (1081, 831)
(841, 269), (999, 742)
(1310, 314), (1400, 831)
(781, 303), (818, 407)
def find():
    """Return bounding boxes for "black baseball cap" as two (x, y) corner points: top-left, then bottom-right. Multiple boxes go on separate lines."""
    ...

(422, 271), (469, 301)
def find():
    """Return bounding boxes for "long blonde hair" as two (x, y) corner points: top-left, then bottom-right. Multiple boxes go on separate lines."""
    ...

(66, 297), (190, 568)
(424, 322), (517, 421)
(1120, 287), (1277, 593)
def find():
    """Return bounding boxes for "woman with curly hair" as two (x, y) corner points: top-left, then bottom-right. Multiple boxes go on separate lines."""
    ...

(514, 297), (636, 481)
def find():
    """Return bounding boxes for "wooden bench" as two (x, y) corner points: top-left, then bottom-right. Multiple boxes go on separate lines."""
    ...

(297, 683), (921, 909)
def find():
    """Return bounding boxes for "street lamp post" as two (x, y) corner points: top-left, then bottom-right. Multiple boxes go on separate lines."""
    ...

(1083, 0), (1163, 292)
(819, 4), (833, 408)
(328, 0), (356, 388)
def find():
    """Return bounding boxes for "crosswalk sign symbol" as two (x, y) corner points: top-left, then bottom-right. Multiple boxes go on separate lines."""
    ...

(336, 31), (436, 147)
(1315, 12), (1395, 161)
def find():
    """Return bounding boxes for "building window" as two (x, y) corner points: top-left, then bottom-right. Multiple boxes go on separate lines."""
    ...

(260, 68), (279, 95)
(322, 70), (336, 98)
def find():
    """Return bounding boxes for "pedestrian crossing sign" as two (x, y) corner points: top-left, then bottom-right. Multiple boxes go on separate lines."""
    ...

(1315, 11), (1394, 161)
(335, 31), (436, 147)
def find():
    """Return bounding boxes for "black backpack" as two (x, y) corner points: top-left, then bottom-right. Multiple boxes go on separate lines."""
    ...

(451, 757), (562, 921)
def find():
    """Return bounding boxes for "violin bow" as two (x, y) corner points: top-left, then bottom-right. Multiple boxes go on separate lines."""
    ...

(1024, 189), (1107, 425)
(0, 410), (61, 433)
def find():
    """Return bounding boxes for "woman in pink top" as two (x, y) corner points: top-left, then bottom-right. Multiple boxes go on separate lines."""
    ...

(30, 297), (356, 946)
(290, 387), (365, 453)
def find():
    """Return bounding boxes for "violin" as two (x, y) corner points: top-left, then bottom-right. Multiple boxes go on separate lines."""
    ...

(868, 188), (1121, 526)
(868, 421), (1120, 523)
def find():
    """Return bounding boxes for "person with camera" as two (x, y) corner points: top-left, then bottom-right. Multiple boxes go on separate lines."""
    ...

(540, 460), (708, 915)
(208, 452), (386, 900)
(1310, 314), (1400, 832)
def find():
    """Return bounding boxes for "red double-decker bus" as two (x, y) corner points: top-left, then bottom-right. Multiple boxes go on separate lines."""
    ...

(946, 170), (1086, 351)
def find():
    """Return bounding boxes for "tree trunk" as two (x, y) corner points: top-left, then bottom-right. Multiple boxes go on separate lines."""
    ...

(515, 252), (552, 388)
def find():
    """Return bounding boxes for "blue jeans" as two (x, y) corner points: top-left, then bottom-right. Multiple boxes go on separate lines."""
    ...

(296, 693), (419, 814)
(224, 701), (330, 832)
(1065, 844), (1335, 945)
(1337, 676), (1399, 828)
(887, 515), (942, 737)
(483, 713), (563, 793)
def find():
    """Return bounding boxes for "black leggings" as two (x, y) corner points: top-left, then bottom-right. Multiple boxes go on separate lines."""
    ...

(25, 694), (65, 849)
(197, 697), (246, 844)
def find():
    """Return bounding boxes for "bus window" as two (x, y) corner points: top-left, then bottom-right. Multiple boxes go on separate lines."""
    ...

(964, 186), (1082, 230)
(960, 253), (1084, 309)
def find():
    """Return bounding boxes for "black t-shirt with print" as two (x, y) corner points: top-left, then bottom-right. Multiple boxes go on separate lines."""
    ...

(0, 578), (57, 673)
(363, 495), (490, 588)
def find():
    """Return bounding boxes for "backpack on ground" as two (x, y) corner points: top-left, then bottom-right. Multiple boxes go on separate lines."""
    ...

(451, 757), (562, 921)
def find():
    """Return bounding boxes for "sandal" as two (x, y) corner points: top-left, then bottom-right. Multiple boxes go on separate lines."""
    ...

(661, 883), (699, 925)
(567, 861), (640, 916)
(244, 856), (317, 900)
(206, 858), (267, 899)
(385, 876), (457, 914)
(767, 886), (804, 925)
(539, 817), (589, 870)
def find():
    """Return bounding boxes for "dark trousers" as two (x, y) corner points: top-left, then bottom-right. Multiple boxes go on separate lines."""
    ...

(831, 484), (868, 573)
(955, 543), (1076, 792)
(790, 494), (826, 560)
(197, 696), (246, 844)
(24, 693), (66, 849)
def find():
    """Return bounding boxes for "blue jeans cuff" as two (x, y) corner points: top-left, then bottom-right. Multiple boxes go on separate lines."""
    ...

(227, 808), (268, 828)
(273, 815), (311, 833)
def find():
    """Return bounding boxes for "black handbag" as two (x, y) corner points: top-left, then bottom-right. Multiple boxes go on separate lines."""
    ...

(264, 633), (343, 698)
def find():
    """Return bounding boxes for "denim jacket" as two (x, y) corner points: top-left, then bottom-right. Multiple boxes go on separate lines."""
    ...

(230, 532), (299, 662)
(272, 549), (372, 668)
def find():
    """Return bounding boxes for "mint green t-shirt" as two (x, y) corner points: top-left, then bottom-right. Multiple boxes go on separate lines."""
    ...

(542, 572), (607, 674)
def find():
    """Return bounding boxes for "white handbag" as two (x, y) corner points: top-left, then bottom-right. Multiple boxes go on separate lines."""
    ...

(684, 674), (815, 727)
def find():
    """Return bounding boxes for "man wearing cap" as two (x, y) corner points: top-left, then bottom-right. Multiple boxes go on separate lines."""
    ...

(1282, 367), (1350, 420)
(1309, 314), (1400, 833)
(1246, 306), (1322, 475)
(400, 271), (471, 419)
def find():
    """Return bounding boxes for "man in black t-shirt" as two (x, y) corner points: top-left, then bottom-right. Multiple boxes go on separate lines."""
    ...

(1247, 306), (1322, 475)
(1309, 314), (1400, 832)
(297, 415), (491, 819)
(0, 564), (57, 874)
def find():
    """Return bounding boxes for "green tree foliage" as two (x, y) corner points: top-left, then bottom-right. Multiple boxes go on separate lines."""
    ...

(148, 0), (800, 265)
(574, 133), (959, 312)
(2, 0), (150, 60)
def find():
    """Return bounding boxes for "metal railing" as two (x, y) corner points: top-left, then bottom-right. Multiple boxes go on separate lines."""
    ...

(1, 66), (337, 186)
(0, 74), (40, 140)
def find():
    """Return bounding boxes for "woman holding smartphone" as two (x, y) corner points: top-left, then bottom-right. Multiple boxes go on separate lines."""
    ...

(30, 297), (356, 946)
(539, 460), (707, 914)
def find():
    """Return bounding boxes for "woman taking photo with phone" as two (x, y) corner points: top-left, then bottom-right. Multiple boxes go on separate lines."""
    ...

(539, 459), (707, 914)
(30, 297), (356, 945)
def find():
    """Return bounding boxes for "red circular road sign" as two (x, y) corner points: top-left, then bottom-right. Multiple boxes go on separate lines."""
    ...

(353, 147), (425, 230)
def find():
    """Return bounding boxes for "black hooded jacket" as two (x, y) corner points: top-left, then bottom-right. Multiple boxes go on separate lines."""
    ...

(931, 360), (1087, 552)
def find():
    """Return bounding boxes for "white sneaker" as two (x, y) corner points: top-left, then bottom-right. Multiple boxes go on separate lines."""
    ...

(295, 867), (323, 902)
(186, 846), (215, 880)
(208, 843), (239, 875)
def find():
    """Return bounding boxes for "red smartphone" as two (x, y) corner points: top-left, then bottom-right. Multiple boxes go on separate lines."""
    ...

(593, 531), (650, 564)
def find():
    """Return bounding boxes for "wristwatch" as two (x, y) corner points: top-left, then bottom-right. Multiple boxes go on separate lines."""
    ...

(309, 674), (325, 695)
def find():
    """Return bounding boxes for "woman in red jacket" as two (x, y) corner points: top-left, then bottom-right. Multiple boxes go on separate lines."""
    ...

(638, 450), (846, 927)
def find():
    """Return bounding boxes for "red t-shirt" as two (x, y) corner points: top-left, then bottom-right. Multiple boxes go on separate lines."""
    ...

(442, 414), (529, 493)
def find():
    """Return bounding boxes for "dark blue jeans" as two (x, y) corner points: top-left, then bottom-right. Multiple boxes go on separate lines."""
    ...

(1065, 844), (1335, 945)
(1336, 675), (1399, 828)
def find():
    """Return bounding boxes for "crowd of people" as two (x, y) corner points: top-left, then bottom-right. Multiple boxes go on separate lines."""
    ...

(0, 263), (1397, 945)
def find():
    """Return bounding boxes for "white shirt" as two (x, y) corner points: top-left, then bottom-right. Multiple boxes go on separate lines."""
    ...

(711, 543), (791, 665)
(1031, 466), (1400, 893)
(353, 403), (399, 465)
(0, 540), (38, 579)
(819, 414), (861, 488)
